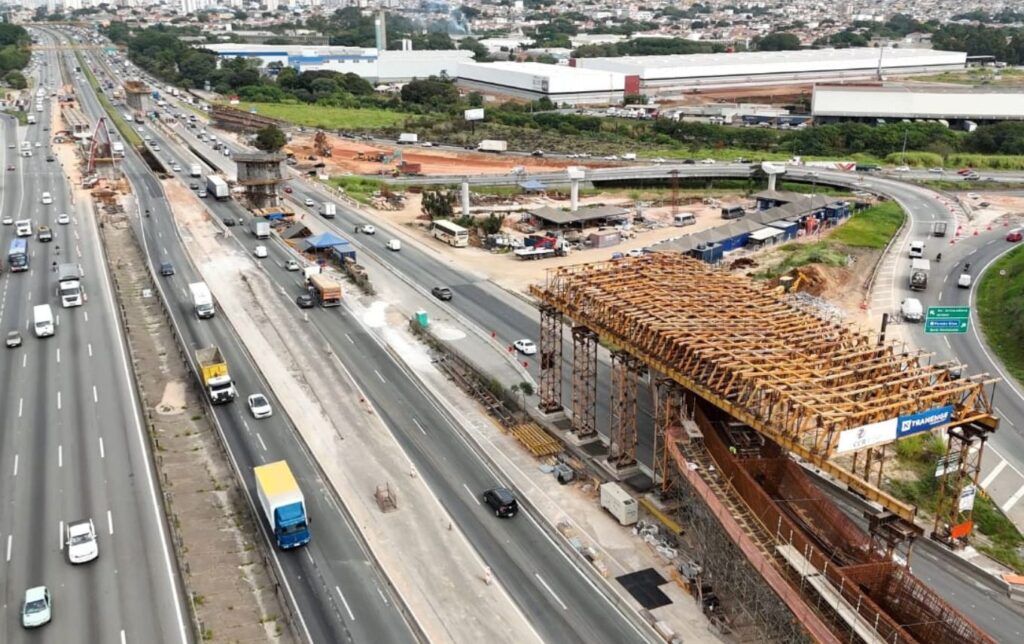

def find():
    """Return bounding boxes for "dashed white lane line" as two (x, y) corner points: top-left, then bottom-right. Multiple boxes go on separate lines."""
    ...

(87, 342), (92, 357)
(374, 369), (386, 384)
(57, 391), (61, 410)
(58, 521), (64, 551)
(335, 586), (356, 622)
(7, 534), (12, 562)
(18, 397), (22, 417)
(1001, 483), (1024, 512)
(108, 510), (114, 535)
(412, 418), (426, 435)
(256, 433), (267, 452)
(56, 348), (60, 363)
(376, 586), (389, 605)
(12, 454), (18, 477)
(534, 573), (568, 611)
(464, 484), (479, 503)
(99, 437), (105, 459)
(981, 460), (1009, 489)
(58, 445), (63, 468)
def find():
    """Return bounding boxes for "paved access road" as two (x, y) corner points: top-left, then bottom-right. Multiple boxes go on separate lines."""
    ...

(56, 33), (421, 644)
(0, 37), (188, 643)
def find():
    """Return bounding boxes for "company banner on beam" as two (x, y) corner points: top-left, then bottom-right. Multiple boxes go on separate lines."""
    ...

(835, 405), (955, 455)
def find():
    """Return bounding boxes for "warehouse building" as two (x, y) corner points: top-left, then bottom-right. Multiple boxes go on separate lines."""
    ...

(572, 47), (966, 97)
(812, 85), (1024, 126)
(204, 44), (473, 83)
(456, 61), (626, 105)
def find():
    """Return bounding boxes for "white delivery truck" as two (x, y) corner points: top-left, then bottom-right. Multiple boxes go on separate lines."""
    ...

(57, 263), (84, 308)
(188, 282), (215, 319)
(111, 141), (125, 157)
(189, 163), (202, 177)
(319, 202), (336, 219)
(397, 132), (418, 144)
(599, 482), (638, 526)
(206, 175), (230, 200)
(250, 219), (270, 239)
(33, 304), (55, 338)
(26, 114), (36, 125)
(477, 139), (508, 153)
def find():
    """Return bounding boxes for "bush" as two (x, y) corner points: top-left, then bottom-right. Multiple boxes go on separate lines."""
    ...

(883, 151), (943, 167)
(948, 154), (1024, 170)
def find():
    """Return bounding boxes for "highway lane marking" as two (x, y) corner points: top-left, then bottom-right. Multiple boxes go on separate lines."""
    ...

(76, 244), (81, 258)
(1001, 483), (1024, 512)
(334, 586), (356, 622)
(56, 348), (60, 363)
(413, 418), (426, 435)
(121, 630), (126, 644)
(59, 521), (64, 551)
(93, 385), (98, 403)
(464, 484), (480, 503)
(12, 454), (18, 477)
(376, 586), (390, 605)
(99, 437), (105, 459)
(83, 311), (88, 322)
(305, 549), (315, 564)
(58, 445), (63, 468)
(242, 420), (251, 434)
(21, 354), (25, 368)
(18, 397), (22, 417)
(6, 534), (11, 561)
(981, 460), (1009, 489)
(88, 343), (92, 357)
(108, 510), (114, 535)
(534, 573), (568, 610)
(344, 333), (354, 344)
(256, 433), (267, 452)
(944, 337), (951, 349)
(374, 369), (387, 384)
(57, 391), (61, 410)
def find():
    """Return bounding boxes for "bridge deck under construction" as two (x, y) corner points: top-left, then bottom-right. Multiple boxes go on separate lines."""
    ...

(529, 254), (998, 643)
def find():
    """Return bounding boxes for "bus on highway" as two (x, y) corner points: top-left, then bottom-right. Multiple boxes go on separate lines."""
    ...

(431, 220), (469, 248)
(7, 238), (28, 272)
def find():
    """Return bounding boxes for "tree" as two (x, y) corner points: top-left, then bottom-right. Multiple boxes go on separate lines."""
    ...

(3, 70), (26, 89)
(401, 77), (459, 109)
(421, 190), (455, 220)
(255, 125), (286, 152)
(754, 32), (802, 51)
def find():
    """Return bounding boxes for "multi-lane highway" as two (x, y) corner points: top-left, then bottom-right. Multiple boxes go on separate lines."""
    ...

(51, 31), (425, 644)
(0, 40), (187, 642)
(76, 41), (657, 644)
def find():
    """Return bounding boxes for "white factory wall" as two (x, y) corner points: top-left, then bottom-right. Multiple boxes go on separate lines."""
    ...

(576, 48), (966, 81)
(376, 50), (474, 82)
(457, 61), (625, 95)
(813, 87), (1024, 120)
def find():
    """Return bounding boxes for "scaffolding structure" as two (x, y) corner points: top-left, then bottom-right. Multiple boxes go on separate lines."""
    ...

(570, 325), (598, 438)
(530, 253), (998, 643)
(531, 254), (998, 521)
(537, 305), (563, 413)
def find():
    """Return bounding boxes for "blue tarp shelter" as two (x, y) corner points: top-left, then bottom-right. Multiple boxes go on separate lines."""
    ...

(302, 232), (356, 262)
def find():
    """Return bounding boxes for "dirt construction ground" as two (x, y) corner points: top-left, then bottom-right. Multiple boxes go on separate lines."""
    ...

(286, 134), (615, 177)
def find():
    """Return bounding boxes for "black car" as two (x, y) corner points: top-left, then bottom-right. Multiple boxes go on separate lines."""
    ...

(682, 158), (696, 165)
(46, 155), (54, 162)
(189, 182), (199, 190)
(222, 217), (236, 227)
(431, 286), (453, 301)
(159, 261), (174, 276)
(296, 293), (315, 309)
(482, 487), (518, 518)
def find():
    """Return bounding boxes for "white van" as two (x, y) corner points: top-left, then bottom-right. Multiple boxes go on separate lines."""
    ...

(33, 304), (55, 338)
(901, 298), (923, 322)
(41, 192), (53, 205)
(15, 219), (32, 237)
(386, 239), (402, 251)
(908, 240), (924, 258)
(673, 212), (696, 227)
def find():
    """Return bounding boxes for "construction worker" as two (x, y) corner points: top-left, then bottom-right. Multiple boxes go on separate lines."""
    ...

(729, 445), (737, 456)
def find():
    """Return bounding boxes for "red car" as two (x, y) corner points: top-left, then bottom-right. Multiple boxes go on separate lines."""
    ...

(1007, 230), (1023, 242)
(283, 186), (292, 193)
(957, 168), (973, 176)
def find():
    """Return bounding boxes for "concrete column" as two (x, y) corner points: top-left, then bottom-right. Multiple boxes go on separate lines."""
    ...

(461, 180), (470, 216)
(570, 179), (579, 212)
(767, 172), (778, 191)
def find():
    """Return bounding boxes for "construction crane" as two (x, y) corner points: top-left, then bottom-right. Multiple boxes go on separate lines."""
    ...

(313, 130), (332, 157)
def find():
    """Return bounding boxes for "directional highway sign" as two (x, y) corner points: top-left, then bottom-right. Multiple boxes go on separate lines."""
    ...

(925, 306), (970, 334)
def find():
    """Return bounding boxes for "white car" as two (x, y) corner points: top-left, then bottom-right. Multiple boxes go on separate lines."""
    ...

(56, 213), (70, 225)
(958, 273), (972, 289)
(304, 197), (314, 207)
(247, 393), (272, 419)
(1, 215), (12, 225)
(65, 519), (98, 564)
(34, 142), (41, 148)
(361, 224), (376, 235)
(285, 259), (300, 271)
(699, 158), (716, 164)
(21, 586), (51, 629)
(928, 167), (944, 174)
(254, 245), (268, 259)
(513, 339), (537, 355)
(41, 192), (52, 205)
(894, 165), (911, 173)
